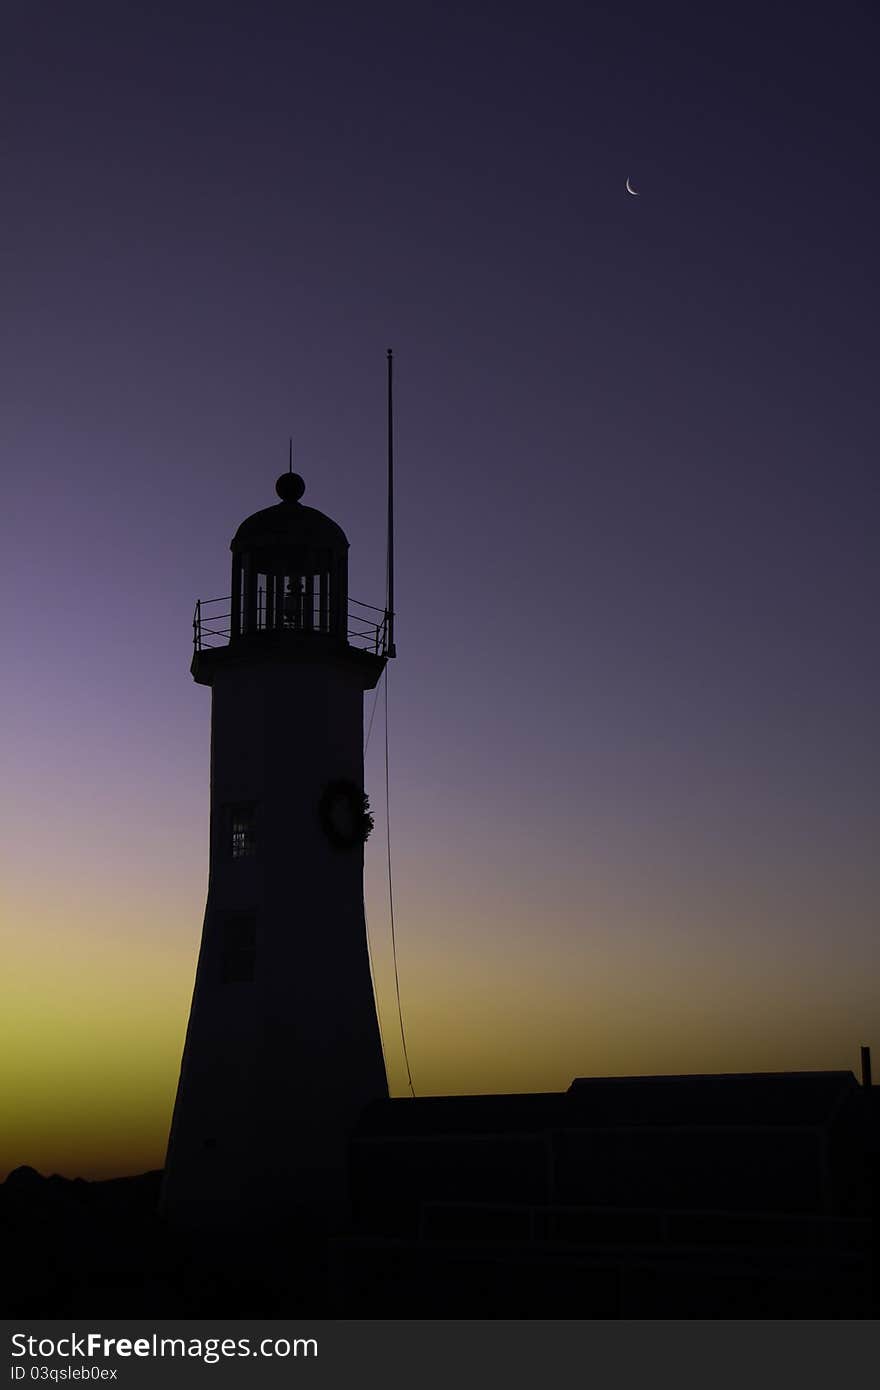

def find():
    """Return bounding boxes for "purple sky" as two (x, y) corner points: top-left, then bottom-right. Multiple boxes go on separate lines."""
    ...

(3, 1), (878, 1177)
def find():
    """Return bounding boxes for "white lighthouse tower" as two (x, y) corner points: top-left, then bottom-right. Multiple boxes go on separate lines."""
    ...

(162, 466), (389, 1227)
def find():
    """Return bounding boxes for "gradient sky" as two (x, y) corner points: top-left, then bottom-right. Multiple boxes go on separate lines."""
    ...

(2, 0), (877, 1179)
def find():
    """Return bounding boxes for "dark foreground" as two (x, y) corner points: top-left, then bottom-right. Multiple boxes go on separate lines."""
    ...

(3, 1072), (876, 1318)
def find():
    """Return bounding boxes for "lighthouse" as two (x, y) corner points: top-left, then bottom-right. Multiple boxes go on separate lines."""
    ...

(161, 467), (389, 1227)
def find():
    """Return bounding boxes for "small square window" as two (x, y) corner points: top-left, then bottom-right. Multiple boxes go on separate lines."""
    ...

(226, 802), (257, 860)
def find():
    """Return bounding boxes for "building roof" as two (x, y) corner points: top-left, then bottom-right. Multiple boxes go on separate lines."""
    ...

(231, 474), (349, 553)
(353, 1072), (861, 1139)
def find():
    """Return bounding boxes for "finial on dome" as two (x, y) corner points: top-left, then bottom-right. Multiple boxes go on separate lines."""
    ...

(276, 472), (305, 502)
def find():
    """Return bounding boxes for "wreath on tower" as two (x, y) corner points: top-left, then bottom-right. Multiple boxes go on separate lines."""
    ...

(318, 779), (374, 850)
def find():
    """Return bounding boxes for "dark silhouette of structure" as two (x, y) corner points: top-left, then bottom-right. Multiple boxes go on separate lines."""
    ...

(3, 1071), (875, 1316)
(337, 1070), (875, 1315)
(161, 471), (389, 1227)
(151, 464), (874, 1312)
(6, 461), (874, 1318)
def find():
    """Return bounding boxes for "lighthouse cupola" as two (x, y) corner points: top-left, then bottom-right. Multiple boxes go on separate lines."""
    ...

(190, 470), (388, 683)
(229, 472), (350, 643)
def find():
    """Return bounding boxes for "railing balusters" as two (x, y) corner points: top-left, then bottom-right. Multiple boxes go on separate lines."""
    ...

(192, 595), (388, 656)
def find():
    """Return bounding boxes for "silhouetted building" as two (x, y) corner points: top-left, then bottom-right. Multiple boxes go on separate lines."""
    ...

(334, 1071), (875, 1315)
(3, 1072), (874, 1316)
(161, 471), (389, 1227)
(149, 465), (875, 1319)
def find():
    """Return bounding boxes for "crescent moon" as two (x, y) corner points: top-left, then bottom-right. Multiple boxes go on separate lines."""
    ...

(626, 177), (639, 196)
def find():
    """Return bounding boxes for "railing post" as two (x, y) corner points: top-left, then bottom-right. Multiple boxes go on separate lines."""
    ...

(230, 559), (241, 641)
(193, 600), (200, 652)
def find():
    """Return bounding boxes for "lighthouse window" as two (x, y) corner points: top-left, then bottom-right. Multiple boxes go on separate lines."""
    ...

(227, 803), (257, 859)
(221, 914), (256, 983)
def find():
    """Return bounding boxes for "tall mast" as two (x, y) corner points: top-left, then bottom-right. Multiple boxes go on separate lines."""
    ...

(386, 348), (396, 658)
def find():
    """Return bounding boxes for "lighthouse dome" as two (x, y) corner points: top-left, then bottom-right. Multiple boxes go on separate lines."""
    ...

(224, 472), (351, 647)
(231, 474), (348, 554)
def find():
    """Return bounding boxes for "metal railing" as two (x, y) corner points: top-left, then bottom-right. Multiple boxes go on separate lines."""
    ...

(193, 594), (390, 656)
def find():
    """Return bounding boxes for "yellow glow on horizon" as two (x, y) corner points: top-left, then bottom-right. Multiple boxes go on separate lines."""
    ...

(2, 891), (195, 1180)
(3, 881), (874, 1180)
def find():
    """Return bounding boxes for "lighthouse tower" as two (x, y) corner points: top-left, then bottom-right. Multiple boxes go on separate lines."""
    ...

(162, 469), (389, 1227)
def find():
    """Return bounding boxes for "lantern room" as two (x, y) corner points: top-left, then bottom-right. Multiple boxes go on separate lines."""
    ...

(229, 471), (349, 642)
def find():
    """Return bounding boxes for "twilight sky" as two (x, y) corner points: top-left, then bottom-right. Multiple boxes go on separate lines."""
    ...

(2, 0), (877, 1179)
